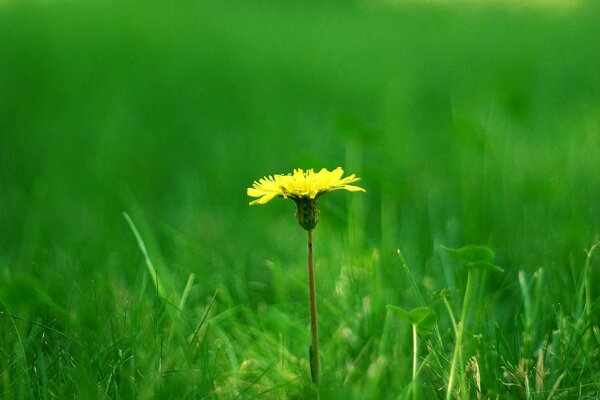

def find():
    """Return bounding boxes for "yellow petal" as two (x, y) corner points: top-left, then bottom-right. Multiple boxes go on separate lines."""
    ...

(247, 167), (364, 205)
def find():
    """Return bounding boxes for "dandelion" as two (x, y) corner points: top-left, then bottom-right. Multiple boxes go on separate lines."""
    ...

(248, 167), (365, 386)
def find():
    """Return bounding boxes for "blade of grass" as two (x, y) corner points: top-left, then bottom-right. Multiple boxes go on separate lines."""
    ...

(123, 211), (167, 300)
(179, 273), (195, 312)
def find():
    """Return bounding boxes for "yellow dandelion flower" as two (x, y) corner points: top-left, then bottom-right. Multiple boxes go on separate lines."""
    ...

(247, 166), (365, 385)
(247, 167), (365, 205)
(247, 167), (365, 231)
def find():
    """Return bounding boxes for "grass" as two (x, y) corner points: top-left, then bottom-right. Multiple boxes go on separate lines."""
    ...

(1, 0), (600, 398)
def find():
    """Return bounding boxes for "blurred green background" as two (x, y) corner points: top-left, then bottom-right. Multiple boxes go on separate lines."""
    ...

(2, 0), (599, 296)
(1, 0), (600, 397)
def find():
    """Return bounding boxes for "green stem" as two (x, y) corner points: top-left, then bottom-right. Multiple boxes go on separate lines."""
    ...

(446, 269), (475, 400)
(460, 270), (475, 327)
(412, 324), (418, 400)
(442, 293), (459, 399)
(307, 229), (320, 386)
(412, 324), (418, 381)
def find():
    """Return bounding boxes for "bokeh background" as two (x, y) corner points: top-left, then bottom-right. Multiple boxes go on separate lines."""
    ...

(1, 0), (600, 398)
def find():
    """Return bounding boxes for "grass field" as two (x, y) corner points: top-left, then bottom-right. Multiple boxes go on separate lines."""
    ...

(1, 0), (600, 398)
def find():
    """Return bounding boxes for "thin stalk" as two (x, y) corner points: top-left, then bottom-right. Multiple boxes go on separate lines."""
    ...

(412, 324), (418, 400)
(307, 229), (320, 386)
(460, 269), (475, 332)
(412, 325), (418, 380)
(446, 269), (475, 400)
(444, 299), (459, 400)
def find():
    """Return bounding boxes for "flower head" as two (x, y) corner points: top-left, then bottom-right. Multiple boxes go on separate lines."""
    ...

(247, 167), (365, 230)
(247, 167), (364, 205)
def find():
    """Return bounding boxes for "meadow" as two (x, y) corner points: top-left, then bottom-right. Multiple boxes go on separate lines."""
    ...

(1, 0), (600, 398)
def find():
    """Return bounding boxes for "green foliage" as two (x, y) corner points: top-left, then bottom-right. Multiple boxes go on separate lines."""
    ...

(387, 306), (437, 336)
(1, 0), (600, 398)
(442, 244), (504, 272)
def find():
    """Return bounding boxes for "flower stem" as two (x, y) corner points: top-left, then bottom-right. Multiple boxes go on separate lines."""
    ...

(307, 229), (320, 386)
